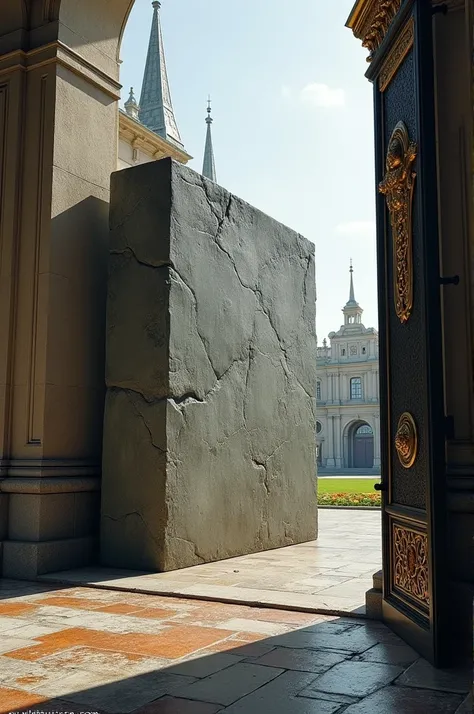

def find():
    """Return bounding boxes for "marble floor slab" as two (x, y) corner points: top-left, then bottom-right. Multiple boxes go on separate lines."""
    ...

(40, 510), (382, 617)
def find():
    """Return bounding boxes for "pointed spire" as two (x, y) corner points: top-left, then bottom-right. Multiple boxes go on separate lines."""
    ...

(202, 97), (217, 182)
(343, 259), (363, 325)
(139, 1), (184, 148)
(349, 258), (356, 304)
(124, 87), (139, 121)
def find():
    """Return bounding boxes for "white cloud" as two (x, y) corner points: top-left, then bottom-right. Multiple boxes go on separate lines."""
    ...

(300, 83), (345, 108)
(335, 221), (376, 240)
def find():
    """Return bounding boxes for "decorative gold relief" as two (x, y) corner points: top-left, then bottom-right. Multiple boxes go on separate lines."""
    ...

(379, 122), (417, 324)
(393, 524), (429, 607)
(379, 18), (414, 92)
(395, 412), (418, 468)
(346, 0), (403, 62)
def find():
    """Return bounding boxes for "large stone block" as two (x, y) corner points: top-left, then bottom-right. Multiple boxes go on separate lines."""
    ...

(101, 158), (317, 571)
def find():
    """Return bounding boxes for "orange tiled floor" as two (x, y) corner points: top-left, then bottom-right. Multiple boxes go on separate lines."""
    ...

(0, 579), (470, 713)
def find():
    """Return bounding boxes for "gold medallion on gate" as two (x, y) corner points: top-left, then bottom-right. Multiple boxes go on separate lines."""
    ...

(395, 412), (418, 469)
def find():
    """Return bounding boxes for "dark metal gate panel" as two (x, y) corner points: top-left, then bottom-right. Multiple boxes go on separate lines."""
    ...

(358, 0), (449, 665)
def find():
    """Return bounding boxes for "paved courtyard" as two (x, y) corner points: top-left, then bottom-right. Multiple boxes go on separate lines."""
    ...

(41, 511), (382, 616)
(0, 579), (470, 713)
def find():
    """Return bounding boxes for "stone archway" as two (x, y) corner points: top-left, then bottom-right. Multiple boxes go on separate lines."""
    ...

(0, 0), (135, 578)
(344, 420), (374, 470)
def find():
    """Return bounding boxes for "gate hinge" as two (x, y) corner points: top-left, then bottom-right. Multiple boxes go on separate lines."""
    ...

(445, 415), (455, 440)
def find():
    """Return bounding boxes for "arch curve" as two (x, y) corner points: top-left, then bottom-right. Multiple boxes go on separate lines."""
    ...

(343, 418), (374, 469)
(2, 0), (136, 75)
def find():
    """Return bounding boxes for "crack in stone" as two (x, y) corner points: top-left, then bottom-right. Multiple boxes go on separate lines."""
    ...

(123, 390), (166, 453)
(302, 254), (312, 313)
(169, 266), (219, 382)
(103, 511), (163, 550)
(251, 439), (290, 496)
(110, 245), (172, 271)
(167, 536), (206, 564)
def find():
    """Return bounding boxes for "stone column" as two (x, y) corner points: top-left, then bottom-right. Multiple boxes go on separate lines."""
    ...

(334, 414), (343, 468)
(326, 415), (336, 467)
(0, 1), (129, 577)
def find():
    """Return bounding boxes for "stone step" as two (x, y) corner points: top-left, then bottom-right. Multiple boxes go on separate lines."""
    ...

(373, 569), (382, 591)
(365, 587), (382, 620)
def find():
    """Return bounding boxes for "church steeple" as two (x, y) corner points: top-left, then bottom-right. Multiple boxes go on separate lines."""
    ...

(348, 258), (357, 305)
(343, 260), (363, 325)
(202, 97), (217, 182)
(139, 1), (184, 149)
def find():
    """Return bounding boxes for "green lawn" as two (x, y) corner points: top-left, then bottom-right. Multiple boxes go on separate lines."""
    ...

(318, 478), (380, 494)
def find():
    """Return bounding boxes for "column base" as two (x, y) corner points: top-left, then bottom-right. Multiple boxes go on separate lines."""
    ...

(2, 536), (98, 580)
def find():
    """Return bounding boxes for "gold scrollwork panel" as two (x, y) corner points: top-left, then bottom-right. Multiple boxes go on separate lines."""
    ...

(379, 122), (417, 324)
(379, 17), (414, 92)
(392, 522), (429, 613)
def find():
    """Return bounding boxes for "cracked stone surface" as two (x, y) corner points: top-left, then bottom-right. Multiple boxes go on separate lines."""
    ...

(101, 158), (317, 571)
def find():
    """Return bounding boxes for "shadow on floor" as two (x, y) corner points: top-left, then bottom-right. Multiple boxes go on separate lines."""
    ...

(0, 578), (470, 714)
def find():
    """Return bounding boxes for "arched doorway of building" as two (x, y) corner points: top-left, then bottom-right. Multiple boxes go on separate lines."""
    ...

(347, 420), (374, 469)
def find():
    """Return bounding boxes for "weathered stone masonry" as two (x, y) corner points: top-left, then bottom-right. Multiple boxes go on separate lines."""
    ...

(101, 158), (317, 571)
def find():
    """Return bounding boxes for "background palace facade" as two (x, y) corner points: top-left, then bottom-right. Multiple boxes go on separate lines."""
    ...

(316, 263), (380, 473)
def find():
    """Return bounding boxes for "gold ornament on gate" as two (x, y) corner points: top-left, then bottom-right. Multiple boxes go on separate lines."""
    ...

(379, 122), (417, 324)
(395, 412), (418, 469)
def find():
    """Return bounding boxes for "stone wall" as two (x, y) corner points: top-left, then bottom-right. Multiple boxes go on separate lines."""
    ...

(101, 158), (317, 571)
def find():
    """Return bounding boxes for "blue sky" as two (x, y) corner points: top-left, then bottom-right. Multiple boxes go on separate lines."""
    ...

(120, 0), (377, 341)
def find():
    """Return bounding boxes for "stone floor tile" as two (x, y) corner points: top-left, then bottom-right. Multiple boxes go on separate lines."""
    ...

(36, 645), (170, 675)
(6, 625), (234, 662)
(343, 684), (464, 713)
(301, 660), (403, 698)
(39, 595), (110, 609)
(174, 662), (284, 706)
(0, 635), (39, 654)
(0, 686), (47, 712)
(268, 626), (379, 654)
(253, 646), (347, 673)
(170, 653), (244, 678)
(129, 608), (181, 620)
(43, 671), (197, 713)
(0, 616), (34, 633)
(298, 688), (359, 705)
(0, 602), (39, 616)
(396, 659), (471, 694)
(1, 622), (67, 639)
(95, 603), (147, 615)
(37, 611), (172, 634)
(357, 643), (419, 666)
(133, 697), (223, 714)
(205, 640), (276, 658)
(227, 631), (266, 643)
(300, 619), (362, 635)
(215, 618), (290, 636)
(455, 694), (473, 713)
(222, 670), (340, 714)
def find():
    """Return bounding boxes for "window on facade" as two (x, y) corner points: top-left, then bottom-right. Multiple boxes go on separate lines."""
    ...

(341, 348), (346, 356)
(356, 424), (373, 435)
(350, 377), (362, 400)
(362, 346), (366, 354)
(316, 381), (321, 400)
(316, 421), (322, 434)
